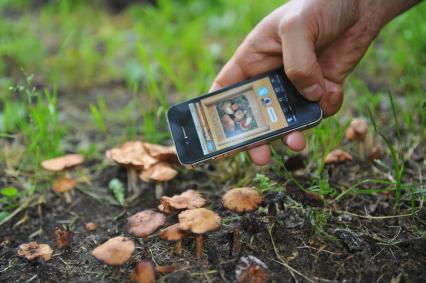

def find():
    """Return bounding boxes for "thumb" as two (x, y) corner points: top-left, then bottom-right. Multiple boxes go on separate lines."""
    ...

(279, 18), (325, 101)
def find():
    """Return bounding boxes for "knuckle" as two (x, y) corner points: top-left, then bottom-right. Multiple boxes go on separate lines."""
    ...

(285, 65), (313, 81)
(278, 14), (302, 35)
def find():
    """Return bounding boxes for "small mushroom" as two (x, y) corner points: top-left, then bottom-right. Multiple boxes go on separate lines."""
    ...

(158, 190), (206, 213)
(41, 154), (85, 174)
(139, 162), (178, 199)
(345, 118), (369, 158)
(235, 255), (270, 283)
(223, 102), (234, 115)
(85, 222), (97, 231)
(234, 110), (245, 121)
(17, 242), (53, 261)
(130, 261), (155, 283)
(128, 210), (166, 256)
(143, 142), (177, 162)
(91, 236), (135, 266)
(223, 187), (263, 256)
(52, 177), (76, 203)
(160, 224), (188, 255)
(106, 141), (158, 195)
(324, 149), (353, 165)
(178, 208), (221, 259)
(223, 114), (235, 132)
(55, 226), (72, 249)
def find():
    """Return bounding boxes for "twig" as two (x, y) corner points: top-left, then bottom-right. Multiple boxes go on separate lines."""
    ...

(334, 209), (419, 220)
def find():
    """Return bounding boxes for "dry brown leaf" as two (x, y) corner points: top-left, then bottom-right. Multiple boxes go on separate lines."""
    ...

(55, 227), (72, 249)
(17, 242), (53, 261)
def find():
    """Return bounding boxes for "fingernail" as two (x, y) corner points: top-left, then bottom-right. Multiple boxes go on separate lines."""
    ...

(301, 84), (323, 101)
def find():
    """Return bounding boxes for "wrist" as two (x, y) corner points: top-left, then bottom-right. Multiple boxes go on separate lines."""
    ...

(367, 0), (421, 28)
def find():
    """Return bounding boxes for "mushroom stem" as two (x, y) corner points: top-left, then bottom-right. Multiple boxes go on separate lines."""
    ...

(63, 192), (72, 204)
(64, 170), (71, 179)
(232, 224), (241, 257)
(155, 182), (164, 199)
(127, 168), (138, 193)
(357, 142), (366, 159)
(195, 234), (203, 259)
(112, 266), (120, 278)
(175, 240), (182, 255)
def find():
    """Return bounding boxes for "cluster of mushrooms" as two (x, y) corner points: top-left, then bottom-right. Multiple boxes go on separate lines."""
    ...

(324, 117), (373, 165)
(85, 186), (265, 282)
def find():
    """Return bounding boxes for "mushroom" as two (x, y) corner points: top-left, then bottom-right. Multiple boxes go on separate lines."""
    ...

(17, 241), (53, 261)
(159, 224), (188, 255)
(158, 190), (206, 213)
(106, 141), (158, 195)
(235, 255), (270, 283)
(231, 103), (239, 111)
(178, 208), (221, 259)
(128, 210), (166, 256)
(55, 226), (72, 249)
(85, 222), (97, 232)
(223, 102), (234, 115)
(143, 142), (177, 162)
(139, 162), (178, 199)
(240, 117), (253, 131)
(222, 187), (263, 256)
(234, 110), (245, 121)
(91, 236), (135, 266)
(324, 149), (353, 165)
(42, 154), (84, 203)
(52, 177), (76, 203)
(129, 261), (155, 283)
(223, 114), (235, 132)
(345, 118), (369, 157)
(41, 154), (85, 176)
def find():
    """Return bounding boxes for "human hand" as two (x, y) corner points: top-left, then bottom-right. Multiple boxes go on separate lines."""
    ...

(210, 0), (419, 165)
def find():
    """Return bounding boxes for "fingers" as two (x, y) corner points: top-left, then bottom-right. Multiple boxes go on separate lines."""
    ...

(209, 57), (247, 92)
(321, 80), (344, 117)
(278, 16), (325, 101)
(248, 131), (306, 165)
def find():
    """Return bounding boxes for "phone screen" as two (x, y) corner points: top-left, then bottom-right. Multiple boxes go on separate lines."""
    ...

(188, 72), (297, 155)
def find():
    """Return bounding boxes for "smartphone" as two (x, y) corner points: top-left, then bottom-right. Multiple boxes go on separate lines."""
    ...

(167, 68), (322, 168)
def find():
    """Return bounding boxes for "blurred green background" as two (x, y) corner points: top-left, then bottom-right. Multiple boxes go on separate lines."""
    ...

(0, 0), (425, 165)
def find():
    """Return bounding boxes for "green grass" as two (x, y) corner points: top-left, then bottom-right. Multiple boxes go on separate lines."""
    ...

(0, 0), (425, 220)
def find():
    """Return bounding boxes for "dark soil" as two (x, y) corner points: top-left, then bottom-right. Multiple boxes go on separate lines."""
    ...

(1, 152), (425, 283)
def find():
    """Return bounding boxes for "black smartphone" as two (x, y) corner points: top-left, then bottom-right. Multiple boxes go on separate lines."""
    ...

(167, 68), (322, 168)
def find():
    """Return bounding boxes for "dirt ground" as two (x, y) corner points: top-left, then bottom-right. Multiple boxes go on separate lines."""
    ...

(1, 149), (425, 282)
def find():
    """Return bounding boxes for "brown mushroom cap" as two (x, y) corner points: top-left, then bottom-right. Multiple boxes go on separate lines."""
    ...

(41, 154), (84, 171)
(85, 222), (97, 232)
(52, 177), (76, 193)
(178, 208), (221, 234)
(345, 118), (368, 141)
(139, 162), (177, 182)
(159, 224), (188, 242)
(106, 141), (158, 169)
(223, 187), (263, 213)
(158, 190), (206, 213)
(324, 149), (353, 164)
(91, 236), (135, 265)
(130, 261), (155, 283)
(128, 210), (166, 237)
(17, 242), (53, 261)
(143, 142), (177, 162)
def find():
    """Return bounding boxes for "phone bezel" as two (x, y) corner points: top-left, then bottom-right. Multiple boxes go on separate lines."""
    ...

(167, 68), (323, 166)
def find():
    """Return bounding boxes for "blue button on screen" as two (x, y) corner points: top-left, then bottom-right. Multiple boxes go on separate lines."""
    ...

(257, 86), (268, 97)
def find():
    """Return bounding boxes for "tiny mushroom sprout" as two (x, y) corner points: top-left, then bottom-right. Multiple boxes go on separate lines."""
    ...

(178, 208), (221, 259)
(139, 162), (178, 199)
(222, 187), (263, 256)
(345, 118), (369, 157)
(106, 141), (158, 195)
(17, 242), (53, 261)
(159, 223), (188, 255)
(91, 236), (135, 266)
(52, 177), (76, 203)
(158, 189), (206, 213)
(42, 154), (84, 203)
(324, 149), (353, 165)
(128, 209), (166, 255)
